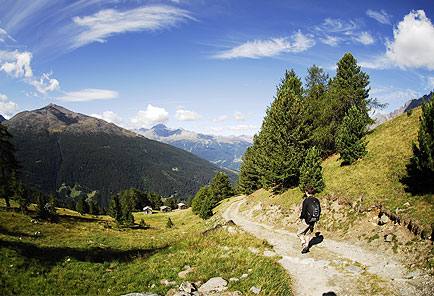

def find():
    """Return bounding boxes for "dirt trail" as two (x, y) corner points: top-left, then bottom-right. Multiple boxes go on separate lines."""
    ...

(221, 196), (432, 296)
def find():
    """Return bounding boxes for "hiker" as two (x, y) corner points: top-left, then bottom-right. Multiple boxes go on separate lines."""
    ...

(296, 186), (321, 254)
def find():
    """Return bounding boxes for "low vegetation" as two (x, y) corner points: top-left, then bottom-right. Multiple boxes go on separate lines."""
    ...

(0, 201), (292, 295)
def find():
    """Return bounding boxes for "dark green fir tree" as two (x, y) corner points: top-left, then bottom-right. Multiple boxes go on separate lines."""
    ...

(299, 146), (325, 193)
(410, 95), (434, 190)
(336, 105), (369, 165)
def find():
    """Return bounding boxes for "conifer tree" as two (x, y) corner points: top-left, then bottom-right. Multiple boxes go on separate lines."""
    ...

(258, 69), (309, 190)
(236, 141), (261, 195)
(410, 96), (434, 190)
(324, 53), (376, 155)
(191, 186), (209, 215)
(0, 123), (20, 208)
(209, 172), (234, 204)
(108, 195), (122, 221)
(336, 105), (369, 165)
(299, 146), (325, 193)
(199, 194), (214, 219)
(76, 197), (87, 215)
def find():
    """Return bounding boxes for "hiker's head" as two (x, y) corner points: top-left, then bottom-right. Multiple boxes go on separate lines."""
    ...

(305, 186), (314, 196)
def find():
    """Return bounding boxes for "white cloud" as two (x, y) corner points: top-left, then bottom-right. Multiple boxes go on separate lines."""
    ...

(30, 72), (60, 95)
(0, 93), (19, 118)
(233, 111), (246, 121)
(213, 115), (229, 122)
(71, 5), (193, 49)
(320, 35), (340, 47)
(0, 50), (33, 78)
(57, 88), (119, 102)
(175, 109), (202, 121)
(354, 32), (374, 45)
(130, 104), (169, 128)
(91, 111), (123, 125)
(214, 31), (315, 59)
(384, 10), (434, 70)
(366, 9), (392, 25)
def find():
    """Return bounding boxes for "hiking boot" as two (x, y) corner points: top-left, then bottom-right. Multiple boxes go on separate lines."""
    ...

(301, 246), (310, 254)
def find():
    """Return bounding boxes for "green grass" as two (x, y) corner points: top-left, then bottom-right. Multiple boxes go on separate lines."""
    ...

(0, 205), (292, 295)
(252, 107), (433, 230)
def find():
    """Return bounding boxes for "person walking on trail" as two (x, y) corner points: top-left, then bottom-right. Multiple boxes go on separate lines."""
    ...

(296, 186), (321, 254)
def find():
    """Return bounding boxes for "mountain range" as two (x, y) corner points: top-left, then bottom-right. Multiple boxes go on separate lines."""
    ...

(371, 92), (432, 128)
(0, 114), (5, 122)
(135, 124), (252, 171)
(3, 104), (238, 207)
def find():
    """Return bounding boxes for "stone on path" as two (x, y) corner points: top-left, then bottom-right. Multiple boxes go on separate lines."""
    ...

(198, 277), (228, 293)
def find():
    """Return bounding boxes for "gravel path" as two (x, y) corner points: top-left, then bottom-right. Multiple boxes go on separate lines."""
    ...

(221, 196), (433, 296)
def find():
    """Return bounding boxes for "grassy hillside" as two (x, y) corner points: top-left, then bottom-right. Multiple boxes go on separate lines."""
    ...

(253, 107), (433, 228)
(0, 201), (292, 295)
(322, 107), (433, 228)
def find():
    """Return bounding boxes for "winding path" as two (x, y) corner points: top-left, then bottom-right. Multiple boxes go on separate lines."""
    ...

(221, 196), (430, 296)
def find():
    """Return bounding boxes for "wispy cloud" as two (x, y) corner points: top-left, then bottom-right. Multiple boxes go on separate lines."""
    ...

(57, 89), (119, 102)
(366, 9), (392, 25)
(214, 31), (315, 59)
(354, 32), (375, 45)
(316, 17), (375, 47)
(70, 5), (194, 49)
(317, 18), (357, 33)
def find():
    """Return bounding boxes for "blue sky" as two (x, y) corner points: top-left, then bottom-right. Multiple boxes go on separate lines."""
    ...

(1, 0), (434, 136)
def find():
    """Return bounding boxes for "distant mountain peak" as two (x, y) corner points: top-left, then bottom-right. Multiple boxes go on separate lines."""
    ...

(0, 114), (5, 122)
(7, 104), (138, 138)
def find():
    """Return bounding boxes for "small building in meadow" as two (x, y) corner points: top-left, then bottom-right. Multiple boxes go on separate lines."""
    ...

(160, 206), (172, 212)
(143, 206), (153, 215)
(177, 203), (187, 210)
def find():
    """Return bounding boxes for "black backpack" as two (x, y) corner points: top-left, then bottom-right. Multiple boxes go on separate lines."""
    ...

(306, 197), (321, 223)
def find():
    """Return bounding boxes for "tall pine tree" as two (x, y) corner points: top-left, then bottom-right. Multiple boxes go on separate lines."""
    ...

(335, 105), (369, 165)
(323, 53), (374, 155)
(299, 146), (325, 193)
(409, 95), (434, 191)
(0, 123), (20, 208)
(258, 69), (309, 190)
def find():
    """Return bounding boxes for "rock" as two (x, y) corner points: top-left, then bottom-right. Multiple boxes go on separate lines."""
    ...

(250, 286), (261, 294)
(178, 268), (195, 279)
(379, 215), (390, 225)
(348, 265), (362, 273)
(198, 277), (228, 293)
(229, 278), (239, 282)
(263, 250), (277, 257)
(384, 234), (394, 242)
(240, 273), (249, 279)
(179, 282), (197, 293)
(314, 260), (330, 268)
(122, 293), (160, 296)
(248, 247), (259, 254)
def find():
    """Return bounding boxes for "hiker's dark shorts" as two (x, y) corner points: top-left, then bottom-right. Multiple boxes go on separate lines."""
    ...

(296, 220), (314, 237)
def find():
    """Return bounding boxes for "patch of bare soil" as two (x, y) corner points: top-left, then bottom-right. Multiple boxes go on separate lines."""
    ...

(221, 196), (434, 296)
